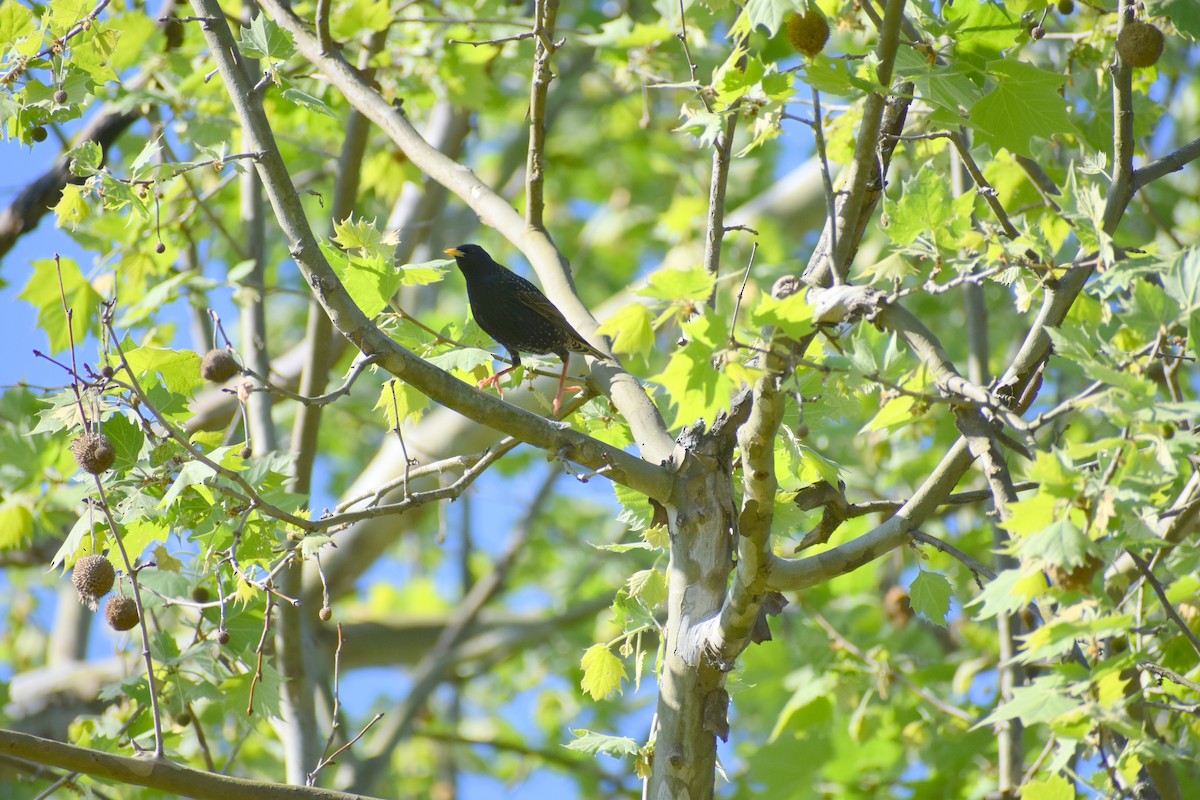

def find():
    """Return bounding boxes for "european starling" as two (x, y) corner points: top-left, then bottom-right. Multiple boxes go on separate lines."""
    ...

(445, 244), (606, 414)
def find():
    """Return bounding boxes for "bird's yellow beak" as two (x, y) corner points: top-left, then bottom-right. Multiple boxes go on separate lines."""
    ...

(444, 248), (464, 258)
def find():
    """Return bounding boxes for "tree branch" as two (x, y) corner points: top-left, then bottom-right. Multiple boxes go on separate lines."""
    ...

(0, 729), (380, 800)
(525, 0), (559, 231)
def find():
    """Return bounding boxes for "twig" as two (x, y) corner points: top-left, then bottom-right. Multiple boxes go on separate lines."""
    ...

(1126, 550), (1200, 660)
(246, 592), (276, 715)
(674, 0), (709, 112)
(242, 359), (382, 407)
(1136, 663), (1200, 695)
(335, 452), (483, 511)
(909, 529), (997, 586)
(307, 626), (380, 785)
(811, 611), (974, 723)
(313, 439), (522, 531)
(809, 85), (840, 284)
(91, 476), (166, 757)
(448, 32), (533, 47)
(387, 379), (415, 497)
(728, 241), (758, 342)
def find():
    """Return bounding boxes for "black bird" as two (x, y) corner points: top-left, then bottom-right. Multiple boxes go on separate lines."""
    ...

(444, 244), (606, 415)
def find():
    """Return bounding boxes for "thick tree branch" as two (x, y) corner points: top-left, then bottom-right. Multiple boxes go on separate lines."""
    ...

(710, 371), (783, 661)
(804, 0), (907, 286)
(0, 729), (379, 800)
(1133, 136), (1200, 191)
(767, 439), (974, 591)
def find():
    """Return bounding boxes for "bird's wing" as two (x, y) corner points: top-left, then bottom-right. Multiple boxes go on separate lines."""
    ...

(515, 284), (606, 359)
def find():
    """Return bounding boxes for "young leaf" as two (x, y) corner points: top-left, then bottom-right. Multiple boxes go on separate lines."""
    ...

(564, 729), (641, 758)
(909, 570), (952, 626)
(580, 643), (626, 701)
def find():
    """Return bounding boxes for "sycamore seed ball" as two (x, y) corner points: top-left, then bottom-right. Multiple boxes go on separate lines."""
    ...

(1056, 0), (1074, 13)
(1117, 21), (1164, 68)
(105, 595), (140, 631)
(72, 432), (116, 474)
(785, 9), (830, 59)
(72, 554), (116, 609)
(200, 349), (240, 382)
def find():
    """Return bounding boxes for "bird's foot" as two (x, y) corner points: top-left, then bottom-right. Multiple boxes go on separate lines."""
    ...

(478, 373), (505, 399)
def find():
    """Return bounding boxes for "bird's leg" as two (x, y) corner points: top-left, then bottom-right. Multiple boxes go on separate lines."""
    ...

(479, 353), (521, 399)
(551, 357), (593, 415)
(555, 359), (588, 416)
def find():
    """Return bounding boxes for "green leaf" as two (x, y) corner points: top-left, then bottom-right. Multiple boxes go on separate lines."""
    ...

(580, 644), (626, 701)
(68, 140), (103, 176)
(328, 0), (391, 38)
(971, 60), (1074, 157)
(281, 87), (335, 118)
(597, 303), (654, 359)
(1018, 518), (1090, 569)
(731, 0), (801, 37)
(396, 259), (448, 287)
(123, 346), (203, 397)
(884, 165), (971, 249)
(222, 665), (283, 718)
(160, 460), (217, 509)
(52, 183), (91, 229)
(102, 413), (144, 473)
(1143, 0), (1200, 40)
(968, 567), (1048, 620)
(999, 491), (1059, 537)
(750, 292), (814, 339)
(1020, 773), (1076, 800)
(564, 729), (641, 758)
(18, 258), (103, 355)
(909, 570), (952, 626)
(428, 347), (495, 374)
(238, 14), (294, 61)
(675, 106), (728, 149)
(862, 393), (917, 433)
(1018, 614), (1133, 663)
(0, 1), (36, 46)
(943, 0), (1021, 57)
(322, 242), (401, 318)
(626, 568), (667, 610)
(653, 337), (737, 429)
(769, 666), (837, 743)
(975, 676), (1082, 728)
(0, 497), (34, 549)
(375, 378), (428, 428)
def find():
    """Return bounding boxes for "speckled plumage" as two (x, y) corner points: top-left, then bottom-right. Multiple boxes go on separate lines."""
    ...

(445, 244), (605, 413)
